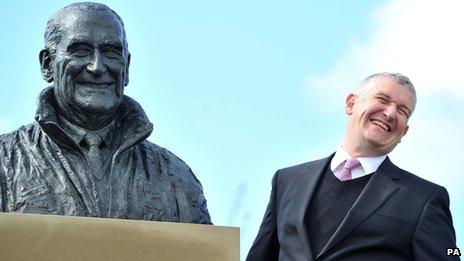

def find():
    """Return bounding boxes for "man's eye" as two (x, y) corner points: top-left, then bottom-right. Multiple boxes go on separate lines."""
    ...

(102, 48), (122, 58)
(71, 46), (91, 56)
(377, 97), (388, 103)
(399, 109), (409, 117)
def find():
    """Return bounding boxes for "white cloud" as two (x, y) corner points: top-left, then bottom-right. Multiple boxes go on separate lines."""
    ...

(306, 0), (464, 111)
(305, 0), (464, 218)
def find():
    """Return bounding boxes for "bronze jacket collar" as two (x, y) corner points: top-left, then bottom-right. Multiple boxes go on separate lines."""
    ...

(34, 86), (153, 155)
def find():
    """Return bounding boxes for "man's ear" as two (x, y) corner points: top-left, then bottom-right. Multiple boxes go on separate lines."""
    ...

(39, 49), (54, 83)
(345, 93), (357, 115)
(123, 52), (131, 86)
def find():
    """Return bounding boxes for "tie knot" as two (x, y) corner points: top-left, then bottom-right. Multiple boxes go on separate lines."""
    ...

(343, 158), (361, 171)
(84, 133), (103, 147)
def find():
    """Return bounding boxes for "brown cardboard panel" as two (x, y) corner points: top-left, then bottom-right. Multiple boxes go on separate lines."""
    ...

(0, 213), (239, 261)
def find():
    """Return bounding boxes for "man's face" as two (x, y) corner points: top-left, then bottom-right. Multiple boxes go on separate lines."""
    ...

(51, 12), (129, 115)
(345, 77), (415, 156)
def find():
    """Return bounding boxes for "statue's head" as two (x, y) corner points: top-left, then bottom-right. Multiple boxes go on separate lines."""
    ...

(40, 2), (130, 124)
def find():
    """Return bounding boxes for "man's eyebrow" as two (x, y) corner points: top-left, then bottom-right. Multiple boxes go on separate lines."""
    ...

(102, 40), (123, 47)
(67, 39), (91, 46)
(66, 39), (123, 48)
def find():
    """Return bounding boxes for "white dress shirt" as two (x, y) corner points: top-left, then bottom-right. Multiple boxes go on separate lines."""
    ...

(330, 146), (386, 179)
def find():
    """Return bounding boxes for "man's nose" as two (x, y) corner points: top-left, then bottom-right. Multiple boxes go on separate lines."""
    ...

(86, 50), (106, 75)
(383, 103), (396, 120)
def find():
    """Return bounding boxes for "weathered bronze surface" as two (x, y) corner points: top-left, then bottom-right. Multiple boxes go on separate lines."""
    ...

(0, 2), (211, 224)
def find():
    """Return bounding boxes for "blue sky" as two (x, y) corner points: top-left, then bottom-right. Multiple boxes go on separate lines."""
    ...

(1, 0), (462, 259)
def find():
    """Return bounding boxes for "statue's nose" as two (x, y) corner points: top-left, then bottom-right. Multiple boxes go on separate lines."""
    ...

(86, 50), (106, 75)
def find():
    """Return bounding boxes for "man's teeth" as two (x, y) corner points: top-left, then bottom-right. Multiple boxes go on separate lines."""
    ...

(371, 120), (389, 132)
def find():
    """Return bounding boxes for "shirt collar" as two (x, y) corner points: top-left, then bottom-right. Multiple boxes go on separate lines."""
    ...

(58, 115), (115, 149)
(331, 146), (387, 178)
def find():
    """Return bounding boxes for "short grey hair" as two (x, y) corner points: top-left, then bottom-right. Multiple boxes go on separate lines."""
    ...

(356, 72), (416, 103)
(44, 2), (128, 56)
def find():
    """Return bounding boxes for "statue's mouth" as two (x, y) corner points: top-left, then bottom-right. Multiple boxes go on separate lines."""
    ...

(75, 82), (115, 89)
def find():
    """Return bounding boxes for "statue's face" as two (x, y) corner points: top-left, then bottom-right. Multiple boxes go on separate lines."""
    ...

(51, 12), (129, 116)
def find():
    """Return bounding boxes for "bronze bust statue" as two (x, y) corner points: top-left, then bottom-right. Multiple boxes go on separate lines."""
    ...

(0, 2), (211, 224)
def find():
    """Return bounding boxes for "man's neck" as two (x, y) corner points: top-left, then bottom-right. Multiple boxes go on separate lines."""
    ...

(64, 113), (115, 131)
(341, 139), (384, 158)
(55, 104), (116, 131)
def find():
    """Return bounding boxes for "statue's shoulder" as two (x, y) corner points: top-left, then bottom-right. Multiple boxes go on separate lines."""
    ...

(0, 123), (40, 170)
(0, 122), (39, 148)
(140, 140), (203, 187)
(139, 140), (211, 224)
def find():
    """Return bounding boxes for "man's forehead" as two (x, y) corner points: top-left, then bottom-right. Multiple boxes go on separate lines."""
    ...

(369, 79), (416, 109)
(60, 10), (123, 33)
(65, 36), (124, 47)
(58, 11), (125, 42)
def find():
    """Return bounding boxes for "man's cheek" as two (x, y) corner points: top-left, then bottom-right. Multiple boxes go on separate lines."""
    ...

(64, 60), (85, 76)
(107, 63), (125, 78)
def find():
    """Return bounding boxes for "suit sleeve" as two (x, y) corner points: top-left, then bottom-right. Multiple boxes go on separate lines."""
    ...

(412, 186), (459, 260)
(246, 171), (280, 261)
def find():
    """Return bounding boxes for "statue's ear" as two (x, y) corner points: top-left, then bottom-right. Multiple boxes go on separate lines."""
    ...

(39, 49), (54, 83)
(124, 52), (131, 86)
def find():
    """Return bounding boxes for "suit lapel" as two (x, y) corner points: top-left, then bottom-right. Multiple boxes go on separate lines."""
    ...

(316, 157), (400, 259)
(295, 154), (334, 261)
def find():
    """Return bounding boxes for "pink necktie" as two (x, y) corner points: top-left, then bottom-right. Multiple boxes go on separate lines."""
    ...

(335, 158), (360, 181)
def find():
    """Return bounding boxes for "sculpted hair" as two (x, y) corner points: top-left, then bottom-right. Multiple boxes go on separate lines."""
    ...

(356, 72), (417, 104)
(44, 2), (128, 56)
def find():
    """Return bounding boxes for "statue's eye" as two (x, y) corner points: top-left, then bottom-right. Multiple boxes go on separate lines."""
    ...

(102, 46), (122, 58)
(70, 45), (91, 57)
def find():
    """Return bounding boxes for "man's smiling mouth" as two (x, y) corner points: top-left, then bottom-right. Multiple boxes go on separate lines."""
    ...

(370, 119), (391, 132)
(76, 82), (114, 89)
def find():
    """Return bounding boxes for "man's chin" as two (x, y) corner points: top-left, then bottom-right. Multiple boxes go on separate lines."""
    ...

(74, 98), (121, 115)
(365, 139), (396, 155)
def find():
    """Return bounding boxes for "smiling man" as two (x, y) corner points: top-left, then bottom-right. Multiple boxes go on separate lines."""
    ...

(0, 3), (211, 224)
(247, 73), (458, 260)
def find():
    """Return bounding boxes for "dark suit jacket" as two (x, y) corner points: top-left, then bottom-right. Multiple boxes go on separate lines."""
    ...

(247, 155), (458, 261)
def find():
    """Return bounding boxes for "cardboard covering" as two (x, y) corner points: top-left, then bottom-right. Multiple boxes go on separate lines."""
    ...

(0, 213), (239, 261)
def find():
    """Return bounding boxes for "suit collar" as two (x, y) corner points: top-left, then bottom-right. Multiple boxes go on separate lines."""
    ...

(295, 154), (335, 261)
(316, 156), (400, 259)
